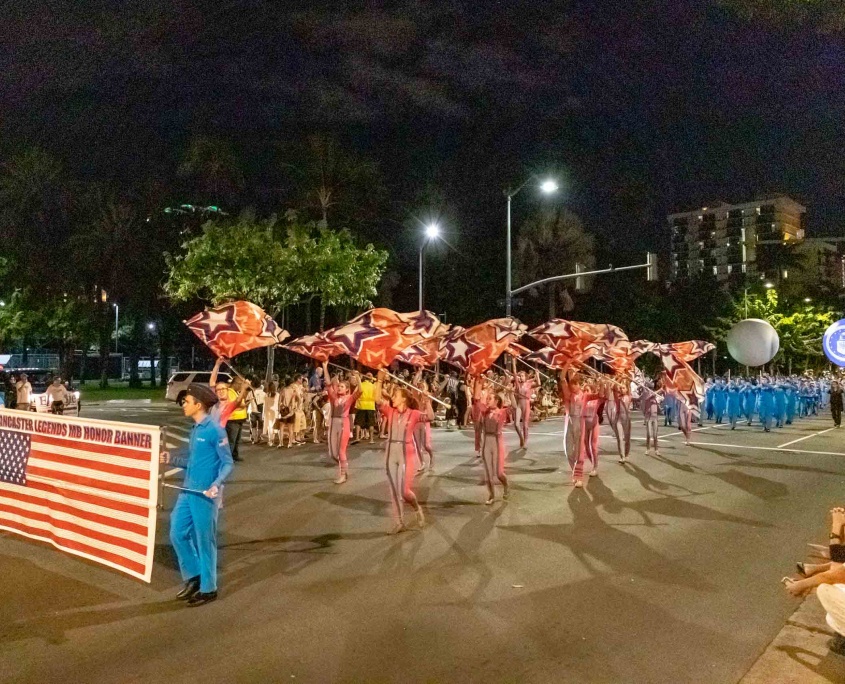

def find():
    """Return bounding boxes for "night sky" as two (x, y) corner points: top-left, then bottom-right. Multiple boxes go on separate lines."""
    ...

(4, 1), (844, 283)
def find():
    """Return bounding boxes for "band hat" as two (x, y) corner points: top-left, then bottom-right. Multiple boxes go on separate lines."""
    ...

(185, 383), (219, 407)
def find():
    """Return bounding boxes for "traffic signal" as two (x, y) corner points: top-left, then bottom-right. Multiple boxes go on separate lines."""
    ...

(646, 252), (658, 282)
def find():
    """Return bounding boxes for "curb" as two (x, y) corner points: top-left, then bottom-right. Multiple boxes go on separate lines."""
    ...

(740, 595), (845, 683)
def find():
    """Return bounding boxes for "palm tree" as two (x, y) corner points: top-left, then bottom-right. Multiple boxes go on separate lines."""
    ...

(178, 136), (244, 207)
(515, 207), (596, 319)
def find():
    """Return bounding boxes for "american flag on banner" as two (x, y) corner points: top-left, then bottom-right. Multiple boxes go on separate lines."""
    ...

(440, 318), (527, 375)
(0, 411), (160, 582)
(185, 300), (290, 359)
(323, 308), (448, 369)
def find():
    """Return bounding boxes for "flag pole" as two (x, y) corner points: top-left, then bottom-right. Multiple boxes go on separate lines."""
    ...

(514, 355), (553, 381)
(328, 361), (449, 409)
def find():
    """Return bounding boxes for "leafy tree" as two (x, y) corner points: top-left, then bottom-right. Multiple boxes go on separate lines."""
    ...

(165, 213), (388, 376)
(708, 288), (836, 372)
(165, 213), (301, 313)
(515, 207), (596, 319)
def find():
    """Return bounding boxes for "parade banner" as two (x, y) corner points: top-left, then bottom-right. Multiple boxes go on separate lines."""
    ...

(0, 409), (161, 582)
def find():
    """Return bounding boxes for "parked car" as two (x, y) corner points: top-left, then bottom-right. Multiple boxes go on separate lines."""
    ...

(0, 368), (81, 415)
(166, 370), (232, 404)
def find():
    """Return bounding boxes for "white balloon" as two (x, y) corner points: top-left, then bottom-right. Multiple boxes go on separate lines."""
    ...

(726, 318), (780, 367)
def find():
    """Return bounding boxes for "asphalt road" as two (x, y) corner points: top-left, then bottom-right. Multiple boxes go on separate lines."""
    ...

(2, 403), (845, 683)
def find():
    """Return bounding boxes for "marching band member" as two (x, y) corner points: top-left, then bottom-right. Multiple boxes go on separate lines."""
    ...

(323, 361), (361, 485)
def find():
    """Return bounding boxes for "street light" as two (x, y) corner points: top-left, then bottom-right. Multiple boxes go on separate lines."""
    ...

(804, 297), (812, 303)
(419, 223), (440, 312)
(764, 282), (775, 289)
(505, 176), (559, 316)
(147, 322), (156, 331)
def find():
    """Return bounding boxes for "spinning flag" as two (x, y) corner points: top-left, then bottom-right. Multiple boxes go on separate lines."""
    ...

(592, 339), (653, 377)
(395, 336), (443, 368)
(506, 342), (532, 358)
(284, 333), (346, 363)
(528, 318), (630, 368)
(441, 318), (527, 375)
(640, 340), (714, 418)
(185, 301), (289, 359)
(323, 308), (448, 369)
(524, 346), (576, 370)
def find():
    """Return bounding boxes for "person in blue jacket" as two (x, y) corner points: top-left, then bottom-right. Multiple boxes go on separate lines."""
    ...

(664, 392), (676, 427)
(785, 383), (797, 425)
(758, 378), (776, 433)
(161, 383), (234, 607)
(727, 381), (743, 429)
(712, 377), (727, 424)
(774, 383), (787, 428)
(703, 379), (715, 422)
(741, 381), (756, 425)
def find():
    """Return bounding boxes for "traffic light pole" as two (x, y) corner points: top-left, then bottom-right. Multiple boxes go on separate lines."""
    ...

(509, 252), (657, 299)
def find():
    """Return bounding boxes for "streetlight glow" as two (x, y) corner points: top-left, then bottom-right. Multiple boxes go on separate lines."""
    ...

(425, 223), (440, 239)
(764, 282), (774, 289)
(147, 322), (156, 331)
(804, 297), (812, 303)
(540, 179), (559, 194)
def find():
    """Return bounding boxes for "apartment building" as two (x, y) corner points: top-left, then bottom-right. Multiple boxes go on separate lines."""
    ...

(668, 195), (805, 283)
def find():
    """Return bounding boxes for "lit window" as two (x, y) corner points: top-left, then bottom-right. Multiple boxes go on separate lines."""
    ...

(727, 265), (733, 274)
(783, 269), (788, 279)
(712, 266), (718, 275)
(742, 263), (747, 273)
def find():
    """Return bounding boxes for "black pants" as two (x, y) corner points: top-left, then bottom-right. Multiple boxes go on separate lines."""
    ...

(833, 405), (842, 427)
(226, 419), (245, 460)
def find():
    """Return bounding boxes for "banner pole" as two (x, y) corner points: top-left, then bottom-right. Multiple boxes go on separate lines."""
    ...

(158, 426), (167, 511)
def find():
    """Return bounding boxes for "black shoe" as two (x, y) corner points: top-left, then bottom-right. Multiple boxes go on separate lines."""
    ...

(176, 576), (200, 601)
(187, 590), (218, 607)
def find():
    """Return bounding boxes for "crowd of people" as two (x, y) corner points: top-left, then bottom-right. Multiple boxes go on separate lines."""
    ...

(160, 356), (845, 608)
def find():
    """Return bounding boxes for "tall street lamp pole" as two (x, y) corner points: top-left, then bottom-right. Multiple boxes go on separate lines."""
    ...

(419, 223), (440, 312)
(505, 177), (558, 316)
(114, 303), (119, 353)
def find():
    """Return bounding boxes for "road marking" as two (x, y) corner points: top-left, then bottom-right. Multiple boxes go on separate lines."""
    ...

(778, 427), (836, 449)
(661, 426), (713, 439)
(687, 440), (845, 458)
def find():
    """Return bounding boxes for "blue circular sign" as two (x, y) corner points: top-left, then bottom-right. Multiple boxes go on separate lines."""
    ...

(823, 319), (845, 366)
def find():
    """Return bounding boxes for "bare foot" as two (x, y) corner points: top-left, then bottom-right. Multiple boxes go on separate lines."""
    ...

(388, 523), (406, 535)
(831, 507), (845, 542)
(333, 473), (348, 485)
(416, 509), (426, 528)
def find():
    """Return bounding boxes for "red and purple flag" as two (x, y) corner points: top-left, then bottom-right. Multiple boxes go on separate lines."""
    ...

(185, 301), (289, 359)
(284, 333), (346, 363)
(440, 318), (527, 375)
(323, 308), (448, 369)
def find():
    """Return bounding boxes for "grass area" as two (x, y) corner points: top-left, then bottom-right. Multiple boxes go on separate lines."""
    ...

(77, 381), (166, 403)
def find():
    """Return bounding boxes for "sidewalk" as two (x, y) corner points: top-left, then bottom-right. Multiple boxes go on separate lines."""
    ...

(741, 595), (845, 683)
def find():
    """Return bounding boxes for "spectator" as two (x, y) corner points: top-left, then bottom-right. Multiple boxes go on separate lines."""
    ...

(15, 373), (32, 411)
(263, 382), (280, 446)
(46, 376), (69, 414)
(309, 366), (325, 392)
(354, 372), (377, 444)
